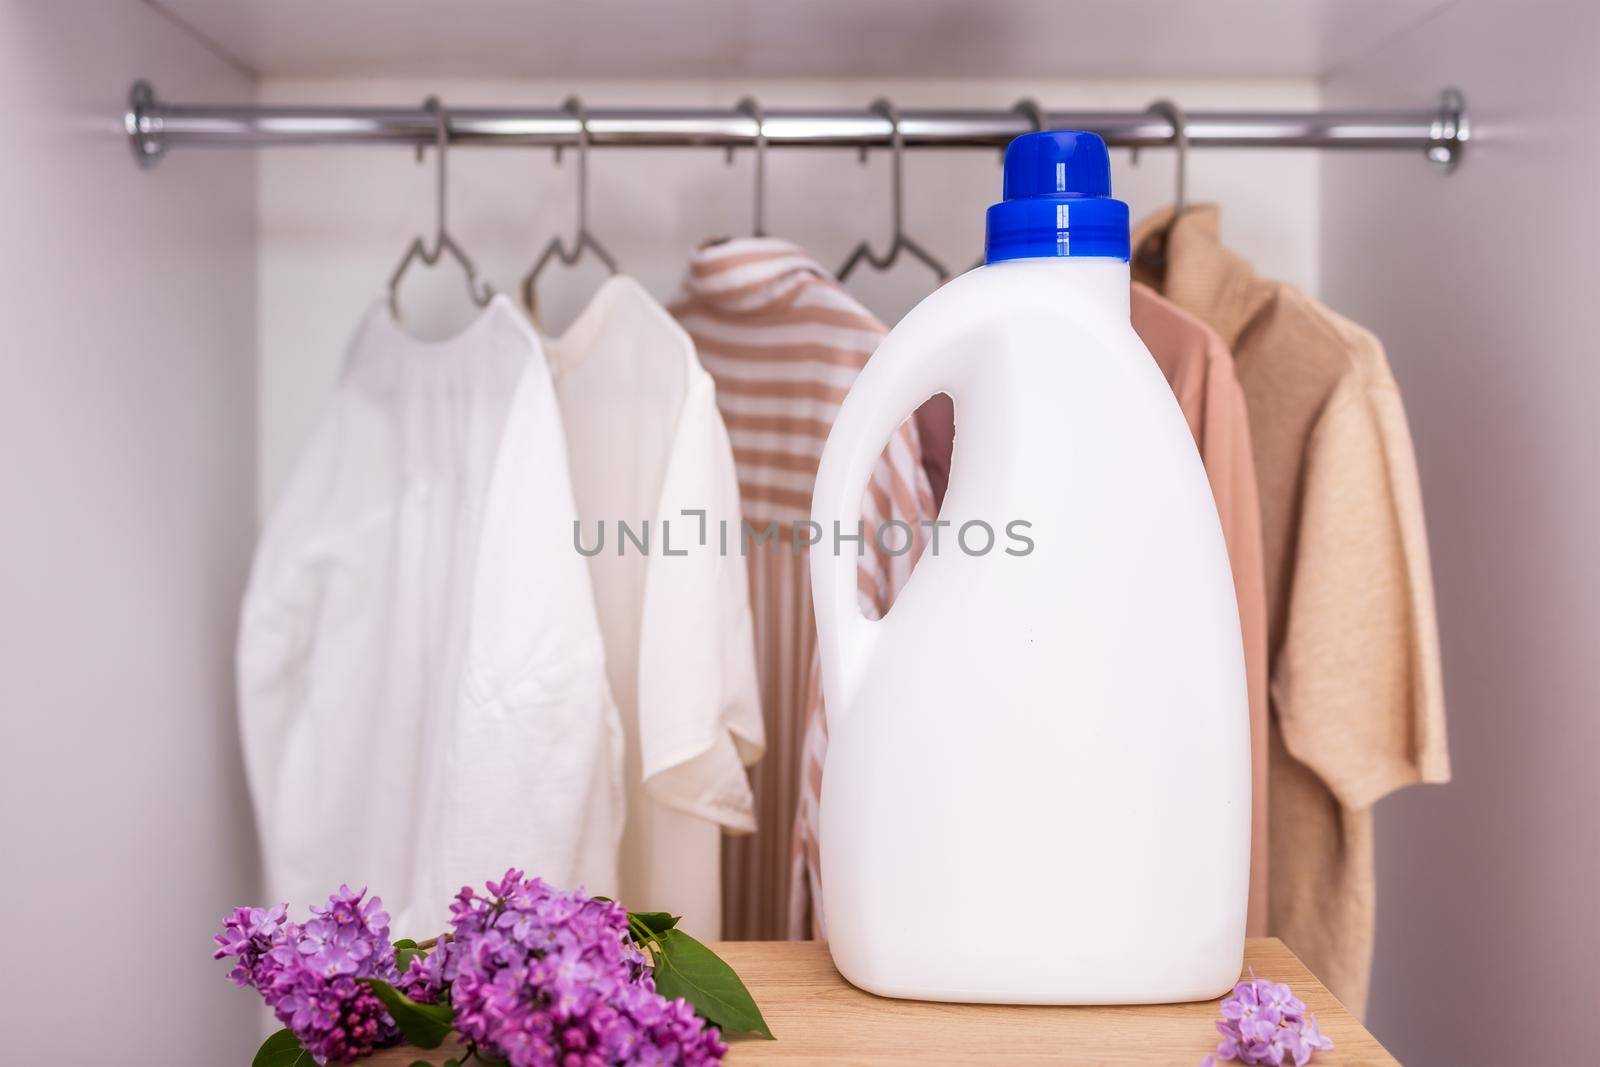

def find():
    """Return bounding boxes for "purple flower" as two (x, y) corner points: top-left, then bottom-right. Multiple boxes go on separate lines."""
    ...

(220, 872), (725, 1065)
(1204, 975), (1333, 1067)
(1289, 1014), (1334, 1066)
(213, 887), (400, 1063)
(441, 869), (725, 1066)
(213, 903), (288, 988)
(298, 884), (395, 978)
(397, 939), (453, 1005)
(1220, 980), (1259, 1022)
(1259, 980), (1306, 1020)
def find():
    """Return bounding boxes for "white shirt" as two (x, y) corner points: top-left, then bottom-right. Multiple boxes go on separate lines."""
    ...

(238, 295), (620, 935)
(546, 276), (764, 938)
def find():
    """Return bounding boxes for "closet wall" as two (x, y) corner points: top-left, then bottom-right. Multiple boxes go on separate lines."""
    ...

(255, 76), (1320, 514)
(7, 3), (1551, 1060)
(0, 3), (261, 1063)
(1321, 1), (1598, 1064)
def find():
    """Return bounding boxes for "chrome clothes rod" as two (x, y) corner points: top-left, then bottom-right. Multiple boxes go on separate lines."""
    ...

(125, 83), (1469, 171)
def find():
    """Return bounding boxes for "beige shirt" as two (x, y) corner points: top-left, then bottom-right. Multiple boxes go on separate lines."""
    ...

(1133, 206), (1449, 1015)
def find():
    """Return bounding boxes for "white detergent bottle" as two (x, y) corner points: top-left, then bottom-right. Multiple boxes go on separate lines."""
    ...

(810, 131), (1249, 1004)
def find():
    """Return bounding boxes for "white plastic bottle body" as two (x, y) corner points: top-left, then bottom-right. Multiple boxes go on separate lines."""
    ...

(810, 257), (1249, 1004)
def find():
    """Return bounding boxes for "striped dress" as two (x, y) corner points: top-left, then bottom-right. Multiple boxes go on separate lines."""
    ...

(670, 238), (935, 939)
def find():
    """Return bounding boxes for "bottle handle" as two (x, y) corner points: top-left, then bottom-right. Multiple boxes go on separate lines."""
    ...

(809, 304), (971, 728)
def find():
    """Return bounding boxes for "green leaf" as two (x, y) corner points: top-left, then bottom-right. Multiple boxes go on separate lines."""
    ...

(629, 911), (680, 936)
(392, 938), (426, 974)
(649, 928), (773, 1039)
(252, 1028), (314, 1067)
(360, 978), (456, 1049)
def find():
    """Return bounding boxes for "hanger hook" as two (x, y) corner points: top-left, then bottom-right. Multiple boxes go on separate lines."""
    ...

(424, 96), (449, 247)
(519, 95), (617, 315)
(735, 97), (768, 237)
(1144, 98), (1188, 217)
(562, 96), (594, 238)
(837, 97), (948, 284)
(388, 94), (492, 318)
(869, 98), (907, 243)
(1013, 97), (1045, 134)
(1003, 98), (1045, 166)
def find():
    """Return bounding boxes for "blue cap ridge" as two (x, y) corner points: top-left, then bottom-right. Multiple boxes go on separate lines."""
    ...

(984, 131), (1130, 263)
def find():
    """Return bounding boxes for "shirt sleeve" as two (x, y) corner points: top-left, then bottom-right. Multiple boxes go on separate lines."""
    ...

(1272, 365), (1449, 813)
(636, 372), (765, 830)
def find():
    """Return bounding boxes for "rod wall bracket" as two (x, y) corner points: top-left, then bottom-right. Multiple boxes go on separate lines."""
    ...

(1427, 88), (1469, 172)
(126, 81), (165, 169)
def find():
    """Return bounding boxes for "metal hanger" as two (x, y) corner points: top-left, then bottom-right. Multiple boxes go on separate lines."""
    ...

(386, 96), (494, 318)
(1133, 98), (1188, 271)
(837, 99), (949, 284)
(970, 98), (1046, 271)
(1012, 96), (1046, 143)
(736, 96), (768, 237)
(521, 96), (619, 312)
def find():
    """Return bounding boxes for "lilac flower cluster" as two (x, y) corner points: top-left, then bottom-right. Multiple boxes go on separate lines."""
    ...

(214, 886), (401, 1064)
(1201, 975), (1334, 1067)
(402, 869), (726, 1067)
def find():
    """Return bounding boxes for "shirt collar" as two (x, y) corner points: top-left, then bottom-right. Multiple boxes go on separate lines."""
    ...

(1131, 204), (1272, 347)
(678, 237), (834, 315)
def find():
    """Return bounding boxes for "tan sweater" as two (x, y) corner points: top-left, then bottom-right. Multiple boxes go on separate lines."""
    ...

(1133, 205), (1450, 1016)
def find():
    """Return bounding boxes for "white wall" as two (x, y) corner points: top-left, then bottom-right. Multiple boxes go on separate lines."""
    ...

(1321, 1), (1600, 1063)
(0, 3), (260, 1062)
(257, 76), (1321, 515)
(2, 4), (1580, 1059)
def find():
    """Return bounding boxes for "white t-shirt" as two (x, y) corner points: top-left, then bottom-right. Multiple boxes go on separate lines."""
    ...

(546, 276), (764, 938)
(238, 295), (620, 935)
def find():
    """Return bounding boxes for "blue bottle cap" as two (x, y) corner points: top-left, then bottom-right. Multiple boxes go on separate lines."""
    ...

(984, 131), (1130, 263)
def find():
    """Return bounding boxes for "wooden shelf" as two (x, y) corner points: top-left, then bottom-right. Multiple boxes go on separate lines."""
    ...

(367, 937), (1396, 1065)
